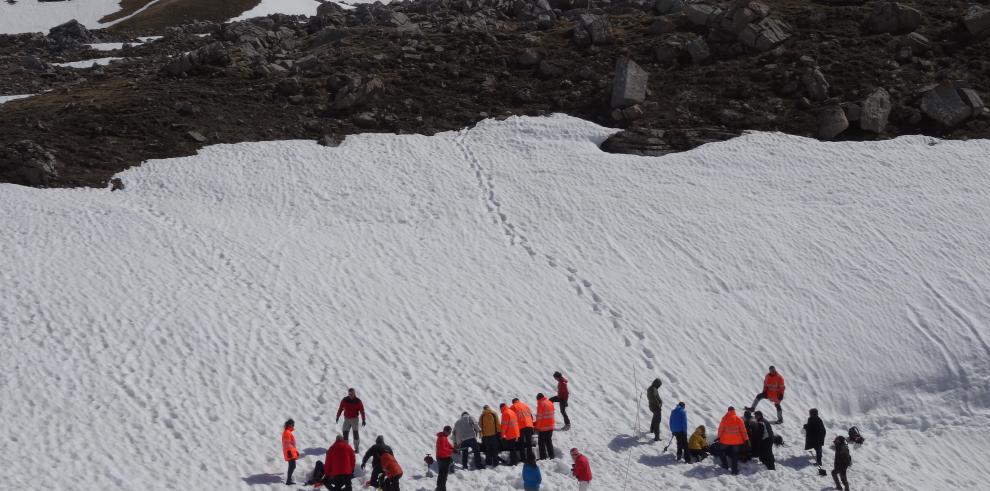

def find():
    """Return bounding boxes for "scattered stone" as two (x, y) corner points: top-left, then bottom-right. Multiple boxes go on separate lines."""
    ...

(352, 112), (378, 128)
(175, 101), (197, 116)
(719, 108), (745, 127)
(895, 46), (913, 64)
(20, 55), (50, 72)
(187, 131), (208, 143)
(919, 81), (978, 127)
(864, 2), (922, 34)
(537, 60), (564, 79)
(739, 16), (791, 52)
(655, 0), (684, 15)
(610, 57), (649, 109)
(317, 134), (341, 147)
(333, 76), (385, 110)
(621, 104), (645, 121)
(600, 126), (740, 156)
(162, 42), (231, 76)
(295, 54), (320, 72)
(860, 88), (892, 133)
(0, 140), (57, 186)
(686, 37), (711, 64)
(648, 17), (678, 35)
(964, 6), (990, 38)
(902, 32), (931, 52)
(518, 48), (542, 67)
(110, 178), (125, 191)
(817, 105), (849, 139)
(841, 102), (862, 122)
(685, 2), (723, 27)
(277, 77), (303, 96)
(573, 14), (611, 47)
(48, 19), (92, 44)
(655, 41), (683, 66)
(719, 1), (770, 35)
(801, 67), (830, 102)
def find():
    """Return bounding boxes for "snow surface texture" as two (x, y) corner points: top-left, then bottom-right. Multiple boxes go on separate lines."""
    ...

(53, 57), (123, 68)
(86, 42), (132, 51)
(0, 94), (35, 105)
(1, 115), (989, 490)
(231, 0), (323, 21)
(0, 0), (121, 34)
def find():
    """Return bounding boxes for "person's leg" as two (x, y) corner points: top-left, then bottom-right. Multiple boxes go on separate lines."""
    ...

(550, 397), (570, 427)
(547, 430), (555, 459)
(371, 467), (383, 487)
(750, 392), (766, 411)
(832, 468), (842, 489)
(471, 439), (483, 469)
(839, 468), (848, 490)
(729, 445), (740, 475)
(342, 418), (354, 444)
(483, 436), (497, 466)
(814, 447), (822, 466)
(677, 432), (689, 461)
(341, 475), (354, 491)
(719, 449), (728, 469)
(774, 403), (783, 423)
(437, 458), (450, 491)
(350, 418), (360, 452)
(308, 461), (324, 485)
(650, 409), (661, 439)
(287, 459), (296, 484)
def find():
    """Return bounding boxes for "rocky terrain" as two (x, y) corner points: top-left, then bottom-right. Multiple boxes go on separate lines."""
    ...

(1, 0), (988, 187)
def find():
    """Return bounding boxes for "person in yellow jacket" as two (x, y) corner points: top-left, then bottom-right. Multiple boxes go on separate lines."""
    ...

(500, 403), (521, 465)
(479, 405), (501, 467)
(687, 425), (709, 463)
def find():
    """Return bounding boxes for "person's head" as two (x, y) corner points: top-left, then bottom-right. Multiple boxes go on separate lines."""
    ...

(443, 425), (452, 435)
(500, 403), (507, 410)
(755, 411), (764, 421)
(335, 434), (344, 442)
(483, 404), (491, 411)
(695, 425), (705, 434)
(743, 409), (752, 419)
(461, 411), (469, 417)
(834, 436), (846, 446)
(809, 408), (819, 417)
(569, 448), (580, 460)
(537, 393), (545, 400)
(376, 435), (385, 445)
(652, 378), (662, 388)
(678, 402), (685, 409)
(284, 418), (295, 430)
(553, 371), (562, 380)
(348, 388), (356, 398)
(768, 365), (777, 375)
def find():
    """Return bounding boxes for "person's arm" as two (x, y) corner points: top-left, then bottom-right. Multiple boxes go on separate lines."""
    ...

(359, 401), (366, 424)
(336, 400), (344, 421)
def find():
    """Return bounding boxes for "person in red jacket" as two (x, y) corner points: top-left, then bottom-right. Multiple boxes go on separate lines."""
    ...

(379, 452), (403, 491)
(336, 388), (367, 452)
(322, 434), (356, 490)
(570, 448), (592, 490)
(435, 426), (454, 491)
(747, 366), (786, 423)
(282, 419), (300, 485)
(717, 407), (749, 475)
(550, 371), (571, 430)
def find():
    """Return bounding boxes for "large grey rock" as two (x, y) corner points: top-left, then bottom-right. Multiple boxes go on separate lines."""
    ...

(860, 88), (892, 133)
(919, 81), (973, 127)
(817, 105), (849, 140)
(686, 37), (711, 64)
(573, 14), (611, 47)
(600, 127), (740, 156)
(719, 1), (770, 35)
(655, 41), (683, 66)
(801, 67), (830, 102)
(739, 16), (791, 51)
(964, 6), (990, 38)
(0, 141), (57, 186)
(48, 19), (92, 43)
(20, 55), (50, 72)
(685, 3), (723, 27)
(316, 2), (345, 17)
(162, 41), (231, 76)
(902, 32), (931, 52)
(648, 16), (678, 34)
(610, 57), (649, 109)
(655, 0), (684, 15)
(864, 2), (922, 34)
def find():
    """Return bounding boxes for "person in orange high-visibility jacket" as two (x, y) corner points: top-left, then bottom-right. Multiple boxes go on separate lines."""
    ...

(512, 398), (536, 462)
(748, 365), (786, 423)
(281, 419), (299, 485)
(500, 403), (521, 465)
(717, 407), (749, 475)
(534, 393), (556, 460)
(379, 452), (403, 491)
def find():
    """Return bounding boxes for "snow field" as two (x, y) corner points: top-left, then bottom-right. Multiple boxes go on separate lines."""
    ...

(0, 0), (121, 34)
(53, 57), (124, 68)
(0, 94), (35, 105)
(1, 115), (989, 490)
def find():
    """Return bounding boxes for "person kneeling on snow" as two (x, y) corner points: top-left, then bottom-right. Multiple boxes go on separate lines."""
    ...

(522, 456), (542, 491)
(687, 426), (709, 463)
(379, 451), (403, 491)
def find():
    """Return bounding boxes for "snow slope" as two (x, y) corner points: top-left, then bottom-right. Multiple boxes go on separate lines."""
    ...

(0, 94), (35, 105)
(1, 115), (988, 490)
(0, 0), (121, 34)
(231, 0), (323, 21)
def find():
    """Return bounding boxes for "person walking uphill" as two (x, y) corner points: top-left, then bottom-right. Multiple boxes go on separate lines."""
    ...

(570, 448), (592, 490)
(435, 426), (454, 491)
(324, 435), (356, 490)
(336, 388), (367, 452)
(479, 405), (501, 467)
(717, 406), (749, 475)
(361, 435), (393, 488)
(453, 411), (483, 470)
(512, 398), (536, 462)
(535, 393), (556, 460)
(748, 366), (785, 423)
(550, 371), (571, 430)
(832, 436), (852, 490)
(804, 408), (827, 466)
(669, 402), (688, 462)
(281, 419), (299, 485)
(500, 403), (521, 465)
(647, 379), (663, 441)
(379, 451), (403, 491)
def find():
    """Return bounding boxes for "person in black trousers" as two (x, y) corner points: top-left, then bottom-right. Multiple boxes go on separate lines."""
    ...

(804, 408), (827, 466)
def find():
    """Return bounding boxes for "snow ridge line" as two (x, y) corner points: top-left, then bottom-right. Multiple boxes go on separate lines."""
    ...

(454, 126), (656, 370)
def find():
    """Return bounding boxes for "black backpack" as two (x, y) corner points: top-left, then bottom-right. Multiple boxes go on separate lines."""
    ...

(848, 426), (865, 444)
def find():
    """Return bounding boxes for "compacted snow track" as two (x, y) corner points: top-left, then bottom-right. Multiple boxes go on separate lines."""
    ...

(2, 115), (989, 490)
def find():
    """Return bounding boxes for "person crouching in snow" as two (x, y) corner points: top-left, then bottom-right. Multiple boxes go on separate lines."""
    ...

(522, 455), (542, 491)
(687, 425), (709, 463)
(379, 451), (403, 491)
(748, 365), (785, 423)
(324, 434), (356, 490)
(281, 419), (299, 485)
(570, 448), (592, 490)
(361, 435), (393, 488)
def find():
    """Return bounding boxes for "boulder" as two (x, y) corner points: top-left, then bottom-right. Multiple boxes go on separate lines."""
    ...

(573, 14), (611, 47)
(864, 2), (922, 34)
(964, 6), (990, 38)
(902, 32), (931, 52)
(600, 127), (740, 156)
(686, 37), (711, 64)
(801, 67), (830, 102)
(0, 141), (58, 186)
(48, 19), (92, 43)
(20, 55), (50, 72)
(919, 81), (976, 127)
(817, 105), (849, 139)
(655, 0), (684, 15)
(295, 54), (320, 72)
(719, 1), (770, 35)
(648, 17), (678, 34)
(162, 41), (231, 76)
(739, 16), (791, 51)
(610, 57), (649, 109)
(655, 41), (683, 66)
(316, 2), (345, 17)
(860, 88), (892, 133)
(537, 60), (564, 79)
(685, 3), (723, 27)
(518, 48), (542, 67)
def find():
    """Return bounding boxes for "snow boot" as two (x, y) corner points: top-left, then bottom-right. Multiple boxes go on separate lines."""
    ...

(562, 424), (571, 431)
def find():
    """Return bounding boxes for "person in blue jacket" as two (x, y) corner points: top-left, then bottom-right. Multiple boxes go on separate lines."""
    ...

(522, 456), (542, 490)
(669, 402), (689, 462)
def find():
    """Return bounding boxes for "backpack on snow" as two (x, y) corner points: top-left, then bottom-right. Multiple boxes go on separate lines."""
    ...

(847, 426), (865, 445)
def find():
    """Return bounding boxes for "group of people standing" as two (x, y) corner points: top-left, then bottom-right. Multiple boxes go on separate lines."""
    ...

(646, 365), (854, 490)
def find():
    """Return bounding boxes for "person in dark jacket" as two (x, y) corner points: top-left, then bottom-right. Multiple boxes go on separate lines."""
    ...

(361, 435), (393, 488)
(646, 379), (663, 441)
(754, 411), (776, 470)
(804, 408), (827, 466)
(668, 402), (688, 462)
(832, 436), (851, 490)
(741, 410), (758, 462)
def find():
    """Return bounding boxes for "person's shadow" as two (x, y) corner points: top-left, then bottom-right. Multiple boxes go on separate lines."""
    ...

(637, 453), (680, 467)
(241, 473), (282, 485)
(608, 434), (650, 452)
(301, 447), (326, 457)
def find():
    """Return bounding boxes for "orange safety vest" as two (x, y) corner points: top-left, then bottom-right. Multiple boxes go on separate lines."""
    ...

(500, 408), (520, 440)
(281, 428), (299, 461)
(717, 411), (749, 446)
(535, 398), (555, 432)
(512, 401), (534, 429)
(763, 372), (786, 402)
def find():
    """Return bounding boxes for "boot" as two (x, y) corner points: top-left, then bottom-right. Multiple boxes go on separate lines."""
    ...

(775, 405), (783, 424)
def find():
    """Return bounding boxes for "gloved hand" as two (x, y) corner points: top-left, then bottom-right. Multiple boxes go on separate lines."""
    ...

(360, 463), (366, 470)
(778, 394), (784, 401)
(336, 417), (340, 423)
(362, 420), (367, 427)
